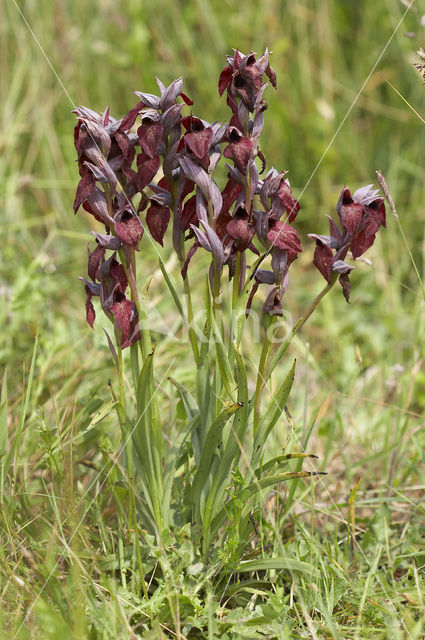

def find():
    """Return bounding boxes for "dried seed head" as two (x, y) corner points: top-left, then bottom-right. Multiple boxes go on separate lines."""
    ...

(414, 48), (425, 81)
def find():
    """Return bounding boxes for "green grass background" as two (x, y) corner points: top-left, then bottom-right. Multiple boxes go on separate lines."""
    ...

(1, 0), (425, 638)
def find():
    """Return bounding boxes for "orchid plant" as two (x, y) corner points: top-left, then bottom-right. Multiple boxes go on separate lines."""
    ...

(73, 49), (386, 563)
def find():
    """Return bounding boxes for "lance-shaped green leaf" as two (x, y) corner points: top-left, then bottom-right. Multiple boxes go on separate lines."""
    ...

(86, 400), (118, 431)
(242, 471), (326, 498)
(133, 348), (164, 529)
(211, 470), (325, 538)
(250, 359), (296, 476)
(163, 411), (201, 520)
(194, 314), (213, 465)
(159, 258), (200, 362)
(5, 337), (38, 491)
(211, 312), (236, 402)
(255, 452), (318, 477)
(235, 557), (321, 579)
(190, 401), (242, 508)
(168, 377), (198, 421)
(0, 372), (8, 502)
(201, 342), (249, 542)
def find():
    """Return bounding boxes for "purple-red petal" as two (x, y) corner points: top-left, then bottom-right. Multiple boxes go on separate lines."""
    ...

(138, 121), (163, 158)
(218, 65), (233, 96)
(146, 203), (170, 246)
(74, 173), (95, 213)
(110, 299), (140, 348)
(339, 203), (364, 236)
(223, 136), (253, 175)
(267, 221), (302, 255)
(181, 195), (197, 231)
(184, 128), (213, 160)
(313, 242), (333, 283)
(114, 214), (144, 249)
(180, 91), (193, 106)
(88, 244), (106, 281)
(226, 207), (255, 251)
(137, 153), (160, 189)
(276, 180), (300, 223)
(84, 286), (96, 328)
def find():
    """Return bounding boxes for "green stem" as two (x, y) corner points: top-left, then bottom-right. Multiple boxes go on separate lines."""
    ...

(116, 344), (136, 525)
(117, 343), (125, 409)
(252, 278), (337, 432)
(253, 315), (276, 435)
(118, 246), (151, 361)
(211, 260), (222, 321)
(183, 271), (200, 364)
(268, 278), (337, 379)
(232, 251), (243, 310)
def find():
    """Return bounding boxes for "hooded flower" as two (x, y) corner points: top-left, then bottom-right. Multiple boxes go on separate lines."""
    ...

(223, 126), (253, 175)
(80, 252), (140, 349)
(218, 49), (276, 112)
(309, 184), (386, 301)
(337, 185), (386, 258)
(259, 168), (301, 224)
(225, 204), (256, 252)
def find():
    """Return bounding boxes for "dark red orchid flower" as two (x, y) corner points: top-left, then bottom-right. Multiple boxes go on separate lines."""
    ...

(80, 252), (140, 349)
(309, 184), (386, 301)
(218, 49), (276, 112)
(226, 204), (255, 252)
(223, 127), (253, 175)
(337, 184), (386, 258)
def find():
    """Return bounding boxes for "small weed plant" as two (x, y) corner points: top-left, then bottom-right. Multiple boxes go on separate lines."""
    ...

(72, 49), (386, 632)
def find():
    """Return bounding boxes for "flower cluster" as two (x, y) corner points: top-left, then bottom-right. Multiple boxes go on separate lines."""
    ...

(73, 49), (385, 347)
(309, 185), (386, 301)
